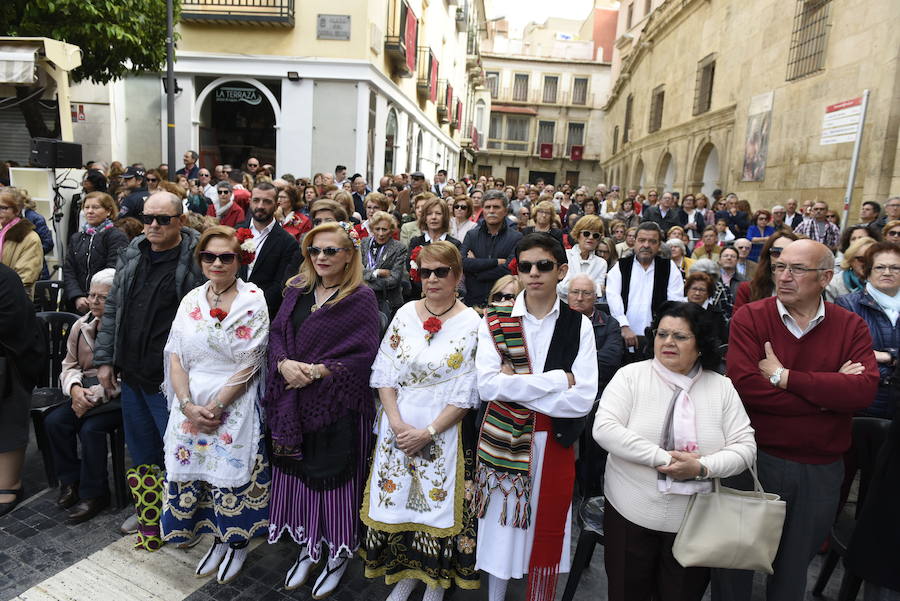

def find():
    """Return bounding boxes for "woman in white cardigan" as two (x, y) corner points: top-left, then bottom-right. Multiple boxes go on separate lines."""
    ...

(594, 301), (756, 601)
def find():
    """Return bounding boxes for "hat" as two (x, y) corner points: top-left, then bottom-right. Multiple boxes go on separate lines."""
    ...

(122, 166), (145, 179)
(411, 171), (425, 180)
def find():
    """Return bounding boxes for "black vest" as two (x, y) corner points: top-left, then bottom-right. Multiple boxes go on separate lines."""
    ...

(544, 300), (593, 447)
(619, 255), (671, 320)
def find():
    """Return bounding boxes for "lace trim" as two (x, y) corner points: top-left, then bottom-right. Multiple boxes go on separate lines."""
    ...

(267, 524), (358, 562)
(162, 519), (269, 544)
(361, 561), (481, 591)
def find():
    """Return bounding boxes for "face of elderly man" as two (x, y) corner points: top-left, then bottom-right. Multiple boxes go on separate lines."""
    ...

(567, 275), (597, 316)
(773, 239), (834, 308)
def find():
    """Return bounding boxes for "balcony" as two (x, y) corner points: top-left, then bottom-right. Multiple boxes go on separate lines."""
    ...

(180, 0), (295, 26)
(437, 80), (450, 124)
(532, 142), (563, 159)
(416, 47), (435, 101)
(462, 122), (482, 152)
(385, 0), (417, 77)
(455, 4), (468, 33)
(496, 87), (595, 107)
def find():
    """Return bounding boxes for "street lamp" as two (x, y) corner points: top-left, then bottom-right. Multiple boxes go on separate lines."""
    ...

(165, 0), (176, 181)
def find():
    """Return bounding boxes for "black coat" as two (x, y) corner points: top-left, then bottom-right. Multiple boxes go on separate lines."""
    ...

(641, 206), (683, 235)
(63, 226), (130, 302)
(460, 222), (523, 306)
(238, 221), (301, 318)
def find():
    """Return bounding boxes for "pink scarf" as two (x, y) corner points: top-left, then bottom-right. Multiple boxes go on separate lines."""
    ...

(0, 216), (21, 259)
(651, 358), (712, 495)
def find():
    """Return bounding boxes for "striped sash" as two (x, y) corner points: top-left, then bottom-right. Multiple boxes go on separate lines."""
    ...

(472, 306), (536, 529)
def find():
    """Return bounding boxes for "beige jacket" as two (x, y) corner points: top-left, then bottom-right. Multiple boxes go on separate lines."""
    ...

(1, 219), (43, 298)
(59, 312), (119, 402)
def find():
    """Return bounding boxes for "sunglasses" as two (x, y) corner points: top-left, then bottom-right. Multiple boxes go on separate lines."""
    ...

(218, 190), (231, 195)
(518, 259), (557, 273)
(491, 292), (516, 303)
(581, 231), (602, 239)
(139, 214), (179, 225)
(146, 177), (158, 183)
(419, 266), (452, 279)
(453, 204), (468, 210)
(308, 246), (348, 257)
(199, 251), (237, 264)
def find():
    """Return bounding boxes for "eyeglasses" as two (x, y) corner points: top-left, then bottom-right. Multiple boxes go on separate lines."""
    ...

(139, 214), (179, 225)
(491, 292), (516, 303)
(872, 265), (900, 274)
(771, 263), (829, 277)
(247, 163), (259, 168)
(199, 173), (210, 177)
(420, 266), (452, 279)
(581, 231), (602, 240)
(453, 204), (468, 210)
(887, 230), (900, 238)
(654, 329), (694, 342)
(199, 251), (237, 264)
(518, 259), (557, 273)
(568, 289), (595, 298)
(217, 190), (231, 195)
(87, 293), (108, 302)
(688, 287), (709, 294)
(146, 177), (158, 183)
(308, 246), (348, 257)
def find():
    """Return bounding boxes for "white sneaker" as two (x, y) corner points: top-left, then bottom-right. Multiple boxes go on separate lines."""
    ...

(285, 548), (317, 590)
(119, 513), (139, 535)
(217, 545), (248, 584)
(195, 541), (227, 578)
(311, 556), (349, 599)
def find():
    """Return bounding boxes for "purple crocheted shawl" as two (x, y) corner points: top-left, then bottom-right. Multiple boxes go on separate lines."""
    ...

(261, 284), (379, 458)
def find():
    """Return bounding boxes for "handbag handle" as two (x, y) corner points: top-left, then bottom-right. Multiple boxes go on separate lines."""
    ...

(711, 460), (769, 498)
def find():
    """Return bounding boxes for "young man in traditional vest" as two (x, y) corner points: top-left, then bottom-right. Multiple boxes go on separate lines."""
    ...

(605, 221), (685, 360)
(473, 232), (598, 601)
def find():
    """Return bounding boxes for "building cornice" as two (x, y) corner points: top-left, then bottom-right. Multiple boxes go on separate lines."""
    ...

(481, 52), (611, 67)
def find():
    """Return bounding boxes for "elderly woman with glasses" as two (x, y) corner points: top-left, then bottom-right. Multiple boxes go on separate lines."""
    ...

(826, 237), (876, 302)
(882, 220), (900, 243)
(361, 211), (407, 317)
(558, 214), (608, 300)
(523, 200), (565, 247)
(594, 301), (756, 601)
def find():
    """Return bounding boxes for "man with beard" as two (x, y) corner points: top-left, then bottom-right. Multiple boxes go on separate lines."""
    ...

(239, 181), (301, 316)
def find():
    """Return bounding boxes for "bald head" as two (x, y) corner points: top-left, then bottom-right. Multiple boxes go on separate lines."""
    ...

(775, 239), (834, 308)
(145, 191), (183, 215)
(567, 274), (598, 316)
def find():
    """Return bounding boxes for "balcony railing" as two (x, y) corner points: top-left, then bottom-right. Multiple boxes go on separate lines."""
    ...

(180, 0), (295, 26)
(496, 87), (595, 107)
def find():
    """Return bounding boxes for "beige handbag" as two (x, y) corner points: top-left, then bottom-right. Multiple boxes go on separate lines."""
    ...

(672, 464), (786, 574)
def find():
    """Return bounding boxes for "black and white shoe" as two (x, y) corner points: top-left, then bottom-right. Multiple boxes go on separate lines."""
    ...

(195, 540), (227, 578)
(284, 547), (317, 590)
(311, 556), (349, 599)
(217, 545), (248, 584)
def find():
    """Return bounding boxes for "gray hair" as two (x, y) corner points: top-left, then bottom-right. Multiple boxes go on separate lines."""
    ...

(689, 258), (719, 277)
(216, 181), (233, 192)
(89, 268), (116, 289)
(772, 205), (785, 212)
(482, 189), (508, 208)
(665, 238), (686, 253)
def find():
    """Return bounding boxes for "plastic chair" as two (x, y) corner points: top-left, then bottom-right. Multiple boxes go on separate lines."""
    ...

(812, 417), (891, 599)
(34, 280), (65, 312)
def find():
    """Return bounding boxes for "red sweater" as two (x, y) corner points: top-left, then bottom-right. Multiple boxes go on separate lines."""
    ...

(727, 297), (878, 464)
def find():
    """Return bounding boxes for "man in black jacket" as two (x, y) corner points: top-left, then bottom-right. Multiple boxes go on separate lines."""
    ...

(460, 190), (522, 306)
(239, 181), (301, 317)
(641, 191), (682, 236)
(119, 166), (149, 218)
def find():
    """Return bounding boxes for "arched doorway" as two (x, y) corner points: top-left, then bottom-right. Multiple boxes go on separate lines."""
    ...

(657, 152), (676, 192)
(632, 157), (644, 192)
(196, 78), (279, 170)
(384, 108), (398, 176)
(692, 143), (720, 196)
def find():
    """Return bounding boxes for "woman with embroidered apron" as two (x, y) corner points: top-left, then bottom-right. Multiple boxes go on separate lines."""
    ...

(160, 225), (271, 583)
(262, 221), (380, 599)
(362, 241), (481, 601)
(593, 301), (756, 601)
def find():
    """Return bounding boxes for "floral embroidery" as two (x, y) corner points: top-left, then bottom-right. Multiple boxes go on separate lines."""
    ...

(235, 325), (252, 339)
(175, 445), (191, 465)
(456, 536), (476, 554)
(189, 306), (202, 321)
(181, 420), (199, 436)
(390, 332), (401, 350)
(379, 478), (397, 493)
(429, 488), (447, 502)
(220, 432), (233, 444)
(196, 438), (210, 449)
(446, 352), (463, 370)
(178, 491), (197, 507)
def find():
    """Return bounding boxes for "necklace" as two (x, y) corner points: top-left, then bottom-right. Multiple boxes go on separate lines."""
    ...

(311, 285), (339, 312)
(423, 299), (456, 318)
(209, 279), (237, 308)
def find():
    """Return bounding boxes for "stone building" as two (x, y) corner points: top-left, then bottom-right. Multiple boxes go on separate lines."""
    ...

(603, 0), (900, 213)
(476, 7), (617, 188)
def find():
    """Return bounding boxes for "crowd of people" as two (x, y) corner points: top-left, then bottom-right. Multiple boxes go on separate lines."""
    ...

(1, 152), (899, 601)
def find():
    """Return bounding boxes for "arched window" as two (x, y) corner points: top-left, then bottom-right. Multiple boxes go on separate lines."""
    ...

(384, 108), (398, 176)
(475, 99), (486, 135)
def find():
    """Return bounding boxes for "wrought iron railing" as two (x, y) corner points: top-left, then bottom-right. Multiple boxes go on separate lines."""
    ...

(180, 0), (295, 25)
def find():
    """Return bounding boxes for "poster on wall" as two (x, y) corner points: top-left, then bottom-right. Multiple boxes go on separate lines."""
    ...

(742, 91), (773, 182)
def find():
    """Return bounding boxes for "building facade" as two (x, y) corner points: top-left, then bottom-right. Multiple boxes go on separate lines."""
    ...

(476, 13), (615, 188)
(602, 0), (900, 211)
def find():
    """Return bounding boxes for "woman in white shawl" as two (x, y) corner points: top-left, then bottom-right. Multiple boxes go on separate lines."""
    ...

(161, 225), (270, 585)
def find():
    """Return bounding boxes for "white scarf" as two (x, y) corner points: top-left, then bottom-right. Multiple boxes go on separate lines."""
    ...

(651, 359), (713, 495)
(866, 282), (900, 326)
(213, 197), (233, 219)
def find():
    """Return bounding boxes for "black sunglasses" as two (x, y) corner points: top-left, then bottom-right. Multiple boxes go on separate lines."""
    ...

(419, 266), (452, 279)
(492, 292), (516, 303)
(581, 231), (602, 239)
(453, 204), (468, 210)
(518, 259), (557, 273)
(308, 246), (348, 257)
(217, 190), (231, 195)
(139, 214), (179, 226)
(146, 177), (158, 183)
(199, 251), (237, 264)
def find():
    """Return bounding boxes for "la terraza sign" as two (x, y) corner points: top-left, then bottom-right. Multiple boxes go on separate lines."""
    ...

(215, 86), (262, 106)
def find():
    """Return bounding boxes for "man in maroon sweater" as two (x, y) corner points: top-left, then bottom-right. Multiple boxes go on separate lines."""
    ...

(722, 239), (878, 601)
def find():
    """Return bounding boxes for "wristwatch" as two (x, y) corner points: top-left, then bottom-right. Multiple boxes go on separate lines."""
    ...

(769, 367), (785, 387)
(694, 463), (708, 480)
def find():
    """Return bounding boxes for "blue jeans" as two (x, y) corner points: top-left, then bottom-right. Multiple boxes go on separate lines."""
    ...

(120, 381), (169, 468)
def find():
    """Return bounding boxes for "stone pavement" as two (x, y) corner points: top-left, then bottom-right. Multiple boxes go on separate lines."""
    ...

(1, 438), (858, 601)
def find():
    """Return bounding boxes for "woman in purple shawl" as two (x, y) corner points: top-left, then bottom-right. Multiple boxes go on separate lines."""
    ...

(261, 221), (379, 598)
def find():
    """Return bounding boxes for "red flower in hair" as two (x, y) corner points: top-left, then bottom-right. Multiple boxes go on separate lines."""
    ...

(210, 308), (228, 321)
(423, 316), (442, 343)
(508, 258), (518, 275)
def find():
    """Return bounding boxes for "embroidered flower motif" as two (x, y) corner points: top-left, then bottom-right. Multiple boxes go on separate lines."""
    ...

(221, 493), (238, 509)
(196, 438), (210, 449)
(379, 478), (397, 493)
(210, 308), (228, 321)
(457, 536), (476, 554)
(235, 325), (252, 339)
(174, 445), (191, 465)
(446, 352), (463, 370)
(220, 432), (233, 444)
(189, 306), (202, 321)
(178, 491), (197, 508)
(423, 316), (442, 343)
(390, 333), (401, 350)
(181, 420), (199, 435)
(429, 488), (447, 502)
(464, 479), (475, 502)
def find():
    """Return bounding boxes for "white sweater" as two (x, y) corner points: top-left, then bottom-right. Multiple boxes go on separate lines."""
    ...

(593, 360), (756, 533)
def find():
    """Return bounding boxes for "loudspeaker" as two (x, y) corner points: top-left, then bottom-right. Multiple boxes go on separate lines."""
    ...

(30, 138), (83, 169)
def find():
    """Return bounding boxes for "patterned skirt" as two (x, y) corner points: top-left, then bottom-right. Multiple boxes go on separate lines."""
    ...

(161, 440), (270, 544)
(361, 413), (480, 591)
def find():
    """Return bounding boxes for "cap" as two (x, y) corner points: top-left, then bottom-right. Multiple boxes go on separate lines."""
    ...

(411, 171), (425, 180)
(122, 166), (145, 179)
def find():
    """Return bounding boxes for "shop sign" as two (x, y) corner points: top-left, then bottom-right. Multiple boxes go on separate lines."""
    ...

(215, 86), (262, 106)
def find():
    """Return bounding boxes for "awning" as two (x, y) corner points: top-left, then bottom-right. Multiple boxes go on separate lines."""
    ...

(0, 46), (38, 84)
(491, 104), (538, 116)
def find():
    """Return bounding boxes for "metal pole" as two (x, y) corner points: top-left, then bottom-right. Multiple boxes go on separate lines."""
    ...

(166, 0), (177, 182)
(840, 89), (870, 230)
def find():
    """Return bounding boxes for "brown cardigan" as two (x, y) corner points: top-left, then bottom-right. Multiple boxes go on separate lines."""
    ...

(1, 219), (43, 298)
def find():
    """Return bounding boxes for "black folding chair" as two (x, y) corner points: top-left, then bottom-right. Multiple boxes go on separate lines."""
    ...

(34, 280), (65, 312)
